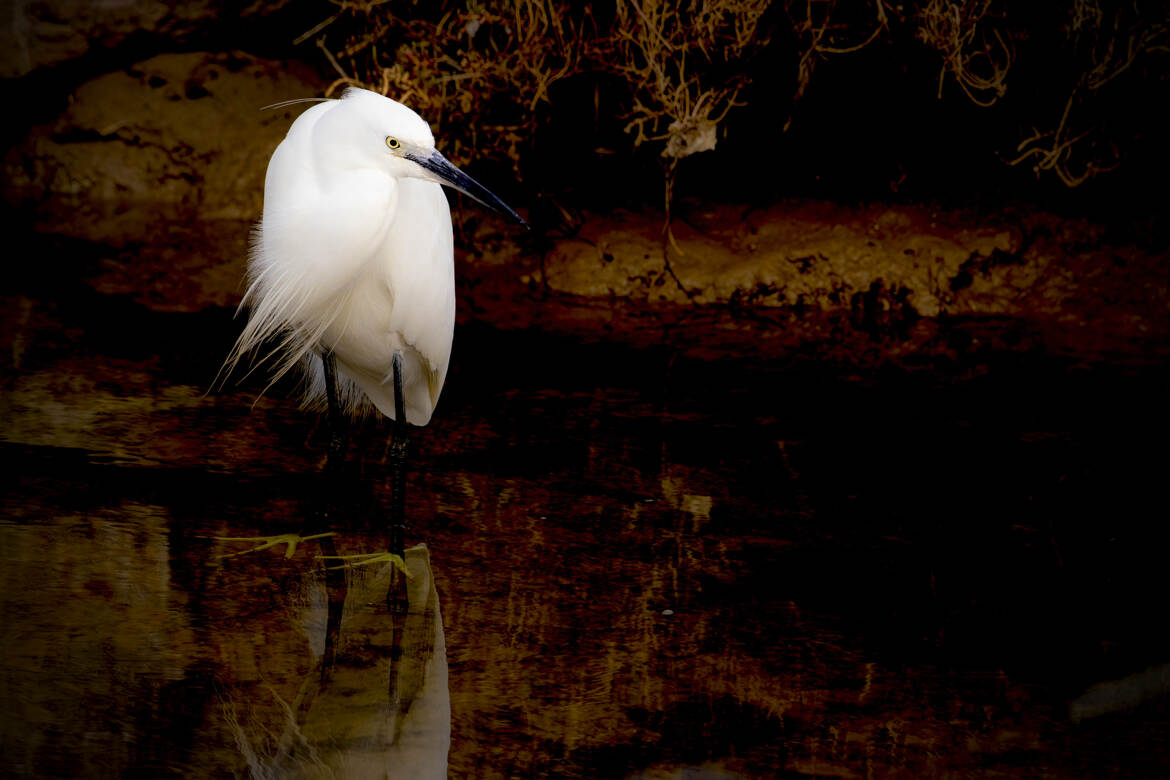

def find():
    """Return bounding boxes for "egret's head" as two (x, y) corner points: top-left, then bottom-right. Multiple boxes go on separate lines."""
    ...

(329, 88), (526, 226)
(314, 89), (431, 175)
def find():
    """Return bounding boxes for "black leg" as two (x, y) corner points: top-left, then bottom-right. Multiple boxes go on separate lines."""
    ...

(213, 354), (349, 563)
(388, 351), (409, 558)
(387, 351), (410, 611)
(319, 351), (349, 677)
(322, 351), (349, 481)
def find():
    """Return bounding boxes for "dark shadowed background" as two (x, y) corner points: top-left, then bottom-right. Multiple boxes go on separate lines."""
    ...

(3, 2), (1169, 777)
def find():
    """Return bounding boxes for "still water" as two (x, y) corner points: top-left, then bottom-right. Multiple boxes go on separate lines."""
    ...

(2, 288), (1169, 777)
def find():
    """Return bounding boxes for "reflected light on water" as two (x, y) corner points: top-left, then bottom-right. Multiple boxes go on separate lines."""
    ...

(3, 312), (1170, 777)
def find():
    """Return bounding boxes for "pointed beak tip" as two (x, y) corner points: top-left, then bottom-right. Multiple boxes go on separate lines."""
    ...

(417, 149), (528, 231)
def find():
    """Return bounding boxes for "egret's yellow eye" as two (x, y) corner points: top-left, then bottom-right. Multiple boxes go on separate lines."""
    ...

(386, 136), (401, 150)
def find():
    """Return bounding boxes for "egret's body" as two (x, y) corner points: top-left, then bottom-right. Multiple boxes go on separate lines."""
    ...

(223, 88), (523, 578)
(233, 89), (473, 424)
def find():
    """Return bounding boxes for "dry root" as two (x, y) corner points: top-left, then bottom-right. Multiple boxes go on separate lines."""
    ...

(301, 0), (1167, 194)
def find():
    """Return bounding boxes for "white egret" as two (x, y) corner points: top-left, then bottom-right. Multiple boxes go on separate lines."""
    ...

(222, 87), (525, 589)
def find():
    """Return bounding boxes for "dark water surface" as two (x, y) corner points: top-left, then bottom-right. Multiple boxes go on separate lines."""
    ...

(3, 288), (1169, 777)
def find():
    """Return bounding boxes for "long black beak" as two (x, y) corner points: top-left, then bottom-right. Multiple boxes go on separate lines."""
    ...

(409, 149), (527, 227)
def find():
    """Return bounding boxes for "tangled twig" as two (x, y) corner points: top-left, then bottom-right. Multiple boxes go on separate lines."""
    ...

(917, 0), (1011, 106)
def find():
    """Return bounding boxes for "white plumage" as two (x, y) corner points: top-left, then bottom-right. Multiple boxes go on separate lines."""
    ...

(225, 88), (522, 425)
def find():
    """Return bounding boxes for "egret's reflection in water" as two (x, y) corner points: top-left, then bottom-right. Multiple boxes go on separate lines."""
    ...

(214, 546), (448, 780)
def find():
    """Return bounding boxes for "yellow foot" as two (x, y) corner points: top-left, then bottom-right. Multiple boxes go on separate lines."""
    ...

(214, 532), (334, 559)
(317, 551), (410, 577)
